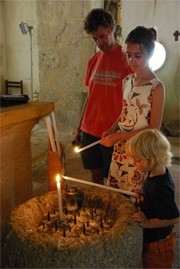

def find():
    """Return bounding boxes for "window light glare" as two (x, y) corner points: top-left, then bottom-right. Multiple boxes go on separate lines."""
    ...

(149, 41), (166, 71)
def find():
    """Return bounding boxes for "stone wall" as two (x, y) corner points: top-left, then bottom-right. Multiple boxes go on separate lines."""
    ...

(1, 0), (39, 96)
(35, 0), (105, 142)
(36, 1), (96, 130)
(0, 1), (6, 90)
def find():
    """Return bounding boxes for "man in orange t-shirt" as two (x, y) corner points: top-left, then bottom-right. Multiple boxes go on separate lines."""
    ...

(74, 8), (132, 184)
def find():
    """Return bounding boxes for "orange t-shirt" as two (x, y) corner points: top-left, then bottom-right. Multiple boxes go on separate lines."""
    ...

(81, 45), (132, 137)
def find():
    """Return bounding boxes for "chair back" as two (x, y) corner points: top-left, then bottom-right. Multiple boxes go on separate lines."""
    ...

(5, 80), (23, 95)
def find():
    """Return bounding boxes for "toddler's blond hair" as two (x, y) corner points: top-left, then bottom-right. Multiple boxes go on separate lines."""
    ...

(126, 129), (173, 168)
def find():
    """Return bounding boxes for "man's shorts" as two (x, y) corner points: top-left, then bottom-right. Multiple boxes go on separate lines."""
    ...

(80, 131), (113, 178)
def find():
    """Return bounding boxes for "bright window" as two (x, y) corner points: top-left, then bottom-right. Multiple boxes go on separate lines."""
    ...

(149, 41), (166, 71)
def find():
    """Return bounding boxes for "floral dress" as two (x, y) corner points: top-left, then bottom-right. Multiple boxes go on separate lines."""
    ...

(108, 73), (160, 193)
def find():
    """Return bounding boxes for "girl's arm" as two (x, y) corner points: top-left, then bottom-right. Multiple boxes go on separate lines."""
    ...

(101, 82), (165, 147)
(149, 81), (165, 129)
(133, 211), (179, 228)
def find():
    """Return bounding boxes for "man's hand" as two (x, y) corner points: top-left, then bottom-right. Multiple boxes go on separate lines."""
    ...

(72, 128), (81, 145)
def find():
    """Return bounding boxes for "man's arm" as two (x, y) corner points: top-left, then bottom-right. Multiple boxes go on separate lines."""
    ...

(74, 96), (88, 143)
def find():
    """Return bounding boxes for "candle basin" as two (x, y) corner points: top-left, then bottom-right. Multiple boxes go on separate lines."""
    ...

(3, 186), (143, 268)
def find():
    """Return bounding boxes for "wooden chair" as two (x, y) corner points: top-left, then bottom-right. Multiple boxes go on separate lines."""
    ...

(5, 80), (23, 95)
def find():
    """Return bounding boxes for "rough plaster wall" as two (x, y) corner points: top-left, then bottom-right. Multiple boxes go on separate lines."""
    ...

(1, 0), (39, 96)
(36, 0), (103, 132)
(0, 1), (6, 91)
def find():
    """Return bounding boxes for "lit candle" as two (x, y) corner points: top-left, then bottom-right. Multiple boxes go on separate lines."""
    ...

(56, 174), (63, 221)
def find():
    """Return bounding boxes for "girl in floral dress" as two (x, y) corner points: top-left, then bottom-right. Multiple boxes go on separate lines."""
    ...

(101, 26), (165, 193)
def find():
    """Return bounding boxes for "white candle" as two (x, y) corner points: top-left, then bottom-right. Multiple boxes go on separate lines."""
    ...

(75, 139), (102, 153)
(45, 116), (57, 154)
(51, 112), (61, 158)
(56, 174), (63, 221)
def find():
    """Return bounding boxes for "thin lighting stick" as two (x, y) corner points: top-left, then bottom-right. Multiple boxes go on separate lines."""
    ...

(63, 175), (138, 197)
(29, 28), (33, 100)
(45, 115), (57, 154)
(51, 112), (61, 158)
(76, 139), (102, 153)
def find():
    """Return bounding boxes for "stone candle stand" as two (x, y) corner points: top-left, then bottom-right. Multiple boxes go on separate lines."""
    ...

(2, 186), (143, 268)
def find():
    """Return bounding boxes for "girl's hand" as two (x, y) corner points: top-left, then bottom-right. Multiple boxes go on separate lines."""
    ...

(102, 130), (112, 138)
(102, 126), (117, 138)
(133, 211), (150, 228)
(101, 132), (121, 147)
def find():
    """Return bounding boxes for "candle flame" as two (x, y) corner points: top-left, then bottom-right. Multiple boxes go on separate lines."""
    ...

(56, 174), (61, 183)
(74, 146), (80, 153)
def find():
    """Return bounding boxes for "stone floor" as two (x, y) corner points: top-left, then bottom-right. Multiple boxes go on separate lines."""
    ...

(31, 125), (180, 268)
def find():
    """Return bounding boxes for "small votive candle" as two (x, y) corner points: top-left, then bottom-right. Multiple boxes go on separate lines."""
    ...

(66, 188), (78, 211)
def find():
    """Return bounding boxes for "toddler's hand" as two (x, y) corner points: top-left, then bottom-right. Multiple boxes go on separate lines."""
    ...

(133, 211), (150, 228)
